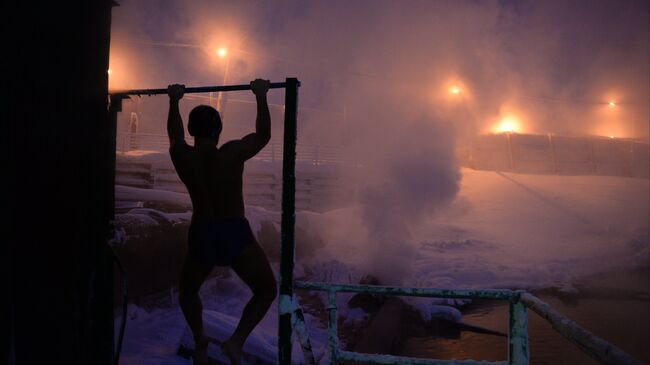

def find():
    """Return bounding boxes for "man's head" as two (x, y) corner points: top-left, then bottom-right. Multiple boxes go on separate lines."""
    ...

(188, 105), (222, 141)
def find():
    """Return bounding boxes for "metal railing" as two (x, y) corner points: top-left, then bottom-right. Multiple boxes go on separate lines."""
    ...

(293, 282), (527, 365)
(290, 281), (642, 365)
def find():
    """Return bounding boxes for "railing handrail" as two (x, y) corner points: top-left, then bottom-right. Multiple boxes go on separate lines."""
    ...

(292, 281), (642, 365)
(520, 293), (642, 365)
(294, 281), (528, 364)
(295, 281), (519, 300)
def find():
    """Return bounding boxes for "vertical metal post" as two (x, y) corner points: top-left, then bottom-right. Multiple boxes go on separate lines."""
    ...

(508, 293), (529, 365)
(279, 78), (300, 365)
(327, 290), (340, 364)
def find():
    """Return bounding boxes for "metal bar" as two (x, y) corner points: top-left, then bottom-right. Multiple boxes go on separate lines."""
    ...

(520, 293), (642, 365)
(337, 350), (506, 365)
(327, 290), (339, 364)
(295, 281), (517, 300)
(109, 81), (290, 97)
(278, 77), (300, 365)
(292, 308), (317, 365)
(508, 295), (529, 365)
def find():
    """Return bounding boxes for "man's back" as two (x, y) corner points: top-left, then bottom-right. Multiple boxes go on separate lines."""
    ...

(170, 142), (247, 220)
(166, 79), (271, 224)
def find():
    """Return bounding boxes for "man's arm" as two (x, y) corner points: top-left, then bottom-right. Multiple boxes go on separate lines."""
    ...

(167, 84), (186, 146)
(222, 79), (271, 160)
(253, 80), (271, 142)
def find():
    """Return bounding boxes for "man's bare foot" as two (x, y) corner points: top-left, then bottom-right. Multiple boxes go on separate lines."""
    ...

(194, 335), (209, 365)
(221, 339), (242, 365)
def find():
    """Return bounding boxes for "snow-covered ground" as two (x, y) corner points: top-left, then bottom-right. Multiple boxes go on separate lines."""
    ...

(115, 167), (649, 364)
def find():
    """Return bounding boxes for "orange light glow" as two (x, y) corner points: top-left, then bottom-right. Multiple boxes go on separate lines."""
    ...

(608, 101), (616, 107)
(217, 48), (228, 58)
(107, 69), (111, 75)
(494, 116), (520, 133)
(449, 86), (461, 95)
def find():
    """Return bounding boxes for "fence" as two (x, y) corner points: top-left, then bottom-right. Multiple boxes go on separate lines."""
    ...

(115, 155), (346, 212)
(288, 281), (642, 365)
(116, 132), (347, 165)
(118, 132), (649, 179)
(467, 133), (649, 178)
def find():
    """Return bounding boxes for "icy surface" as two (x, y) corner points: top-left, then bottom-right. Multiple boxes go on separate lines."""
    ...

(307, 169), (649, 291)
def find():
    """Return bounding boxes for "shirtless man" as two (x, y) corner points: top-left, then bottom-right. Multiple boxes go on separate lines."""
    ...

(167, 79), (277, 365)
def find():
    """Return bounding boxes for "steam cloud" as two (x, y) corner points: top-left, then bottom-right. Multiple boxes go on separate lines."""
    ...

(110, 0), (649, 283)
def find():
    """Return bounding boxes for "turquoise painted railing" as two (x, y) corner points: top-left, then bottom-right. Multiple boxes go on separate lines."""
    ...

(291, 281), (642, 365)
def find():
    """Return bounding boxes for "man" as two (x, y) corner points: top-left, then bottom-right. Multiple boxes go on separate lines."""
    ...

(167, 79), (277, 365)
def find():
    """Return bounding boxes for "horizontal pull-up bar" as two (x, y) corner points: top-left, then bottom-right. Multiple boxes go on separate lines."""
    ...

(109, 80), (298, 97)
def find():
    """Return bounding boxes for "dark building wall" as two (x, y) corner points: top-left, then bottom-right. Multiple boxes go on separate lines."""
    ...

(5, 2), (115, 364)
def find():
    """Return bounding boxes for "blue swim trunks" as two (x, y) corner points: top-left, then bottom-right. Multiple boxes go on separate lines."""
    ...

(188, 217), (256, 267)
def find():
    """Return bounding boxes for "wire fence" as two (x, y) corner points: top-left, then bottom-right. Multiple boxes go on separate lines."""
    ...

(116, 132), (348, 165)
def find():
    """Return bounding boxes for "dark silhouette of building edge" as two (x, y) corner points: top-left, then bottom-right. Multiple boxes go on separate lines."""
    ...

(5, 2), (116, 364)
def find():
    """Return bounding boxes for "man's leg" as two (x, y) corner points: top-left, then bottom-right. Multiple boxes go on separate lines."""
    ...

(222, 242), (277, 363)
(179, 255), (213, 364)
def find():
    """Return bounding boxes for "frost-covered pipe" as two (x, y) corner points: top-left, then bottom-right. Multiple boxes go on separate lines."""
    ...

(508, 297), (529, 365)
(520, 293), (642, 365)
(292, 307), (317, 365)
(295, 281), (517, 300)
(337, 350), (507, 365)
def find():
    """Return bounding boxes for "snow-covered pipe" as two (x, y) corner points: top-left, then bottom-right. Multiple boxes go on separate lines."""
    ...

(520, 293), (642, 365)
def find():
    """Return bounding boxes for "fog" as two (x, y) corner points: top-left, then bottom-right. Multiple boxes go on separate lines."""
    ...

(110, 0), (649, 284)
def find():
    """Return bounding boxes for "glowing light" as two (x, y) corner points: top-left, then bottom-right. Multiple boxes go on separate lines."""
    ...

(609, 135), (615, 139)
(494, 116), (520, 134)
(608, 101), (616, 107)
(449, 86), (461, 95)
(217, 48), (228, 58)
(107, 69), (111, 75)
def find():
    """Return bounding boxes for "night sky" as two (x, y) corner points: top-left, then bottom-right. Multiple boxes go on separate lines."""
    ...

(110, 0), (649, 138)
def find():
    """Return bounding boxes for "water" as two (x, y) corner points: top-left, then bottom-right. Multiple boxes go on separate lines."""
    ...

(398, 269), (650, 364)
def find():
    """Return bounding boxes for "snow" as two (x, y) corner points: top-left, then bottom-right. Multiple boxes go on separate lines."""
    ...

(116, 185), (192, 209)
(114, 167), (648, 364)
(118, 273), (329, 365)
